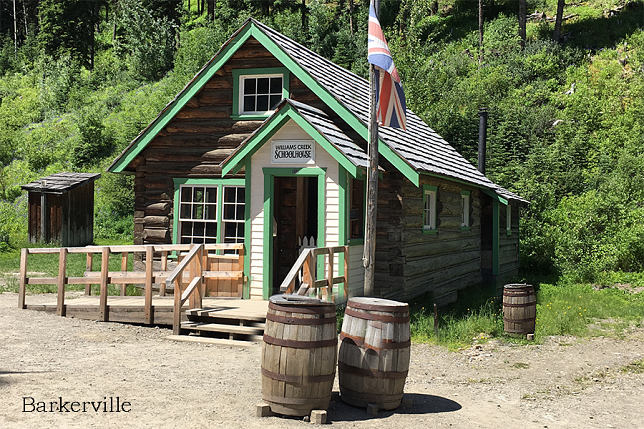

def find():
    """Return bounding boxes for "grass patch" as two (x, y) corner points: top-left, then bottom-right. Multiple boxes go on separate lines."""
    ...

(512, 362), (530, 369)
(410, 282), (504, 350)
(621, 359), (644, 374)
(410, 271), (644, 350)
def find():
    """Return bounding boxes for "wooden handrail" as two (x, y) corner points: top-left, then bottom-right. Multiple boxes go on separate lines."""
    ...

(27, 243), (244, 255)
(166, 244), (203, 286)
(280, 248), (313, 293)
(280, 245), (349, 302)
(170, 244), (204, 335)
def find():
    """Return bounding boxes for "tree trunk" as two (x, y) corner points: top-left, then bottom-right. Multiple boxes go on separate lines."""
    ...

(207, 0), (214, 20)
(518, 0), (526, 50)
(349, 0), (354, 35)
(553, 0), (565, 42)
(478, 0), (484, 66)
(13, 0), (17, 55)
(22, 0), (27, 37)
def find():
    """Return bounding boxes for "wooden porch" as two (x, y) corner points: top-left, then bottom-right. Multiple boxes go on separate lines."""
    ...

(24, 295), (268, 340)
(18, 242), (346, 343)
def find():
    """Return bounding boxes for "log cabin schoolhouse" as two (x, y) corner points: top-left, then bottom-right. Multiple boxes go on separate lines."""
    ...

(108, 18), (526, 304)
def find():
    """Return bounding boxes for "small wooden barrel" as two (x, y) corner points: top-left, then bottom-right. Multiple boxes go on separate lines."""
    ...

(338, 297), (410, 410)
(261, 294), (337, 416)
(503, 284), (536, 335)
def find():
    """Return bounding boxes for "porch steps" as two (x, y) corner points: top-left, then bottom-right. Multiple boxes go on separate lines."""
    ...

(180, 307), (266, 343)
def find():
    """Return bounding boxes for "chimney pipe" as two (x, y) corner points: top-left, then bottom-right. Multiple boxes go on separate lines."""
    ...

(478, 107), (488, 174)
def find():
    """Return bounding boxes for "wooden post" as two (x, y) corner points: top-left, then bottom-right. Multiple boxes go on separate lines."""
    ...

(363, 0), (380, 297)
(144, 246), (153, 324)
(85, 253), (93, 295)
(120, 252), (128, 296)
(56, 248), (68, 316)
(326, 249), (334, 302)
(238, 246), (245, 297)
(40, 192), (48, 242)
(18, 248), (27, 309)
(173, 278), (181, 335)
(303, 252), (313, 296)
(433, 303), (439, 339)
(343, 246), (349, 299)
(195, 246), (203, 309)
(159, 251), (168, 296)
(99, 247), (109, 322)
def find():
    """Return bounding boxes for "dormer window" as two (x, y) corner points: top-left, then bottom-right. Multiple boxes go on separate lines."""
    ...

(232, 67), (289, 120)
(242, 75), (283, 114)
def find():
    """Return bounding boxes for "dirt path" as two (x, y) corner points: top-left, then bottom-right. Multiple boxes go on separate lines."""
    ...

(1, 292), (642, 428)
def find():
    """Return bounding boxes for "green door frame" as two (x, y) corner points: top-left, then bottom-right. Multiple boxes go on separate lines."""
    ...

(262, 167), (326, 299)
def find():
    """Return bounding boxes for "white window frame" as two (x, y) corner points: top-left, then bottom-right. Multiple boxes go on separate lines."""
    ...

(506, 203), (512, 235)
(423, 186), (437, 231)
(461, 191), (470, 228)
(238, 73), (284, 116)
(178, 185), (218, 244)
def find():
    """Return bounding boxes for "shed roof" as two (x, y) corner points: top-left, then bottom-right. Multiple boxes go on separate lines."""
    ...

(22, 173), (101, 194)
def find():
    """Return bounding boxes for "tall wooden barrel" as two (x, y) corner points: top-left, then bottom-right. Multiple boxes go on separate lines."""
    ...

(261, 295), (337, 416)
(338, 297), (410, 410)
(503, 284), (536, 335)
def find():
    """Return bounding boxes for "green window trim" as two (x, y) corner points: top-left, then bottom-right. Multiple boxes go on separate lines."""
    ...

(422, 184), (438, 233)
(231, 67), (290, 120)
(262, 167), (326, 300)
(492, 199), (499, 275)
(461, 189), (471, 230)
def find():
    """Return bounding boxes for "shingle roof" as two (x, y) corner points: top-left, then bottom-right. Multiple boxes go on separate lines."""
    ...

(22, 173), (101, 194)
(287, 99), (369, 168)
(252, 19), (526, 203)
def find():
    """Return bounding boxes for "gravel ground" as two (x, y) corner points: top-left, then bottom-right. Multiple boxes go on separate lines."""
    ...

(1, 292), (642, 428)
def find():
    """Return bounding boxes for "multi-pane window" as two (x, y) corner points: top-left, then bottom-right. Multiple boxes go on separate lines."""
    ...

(241, 75), (283, 114)
(461, 191), (470, 228)
(423, 187), (437, 231)
(222, 186), (245, 245)
(179, 186), (218, 244)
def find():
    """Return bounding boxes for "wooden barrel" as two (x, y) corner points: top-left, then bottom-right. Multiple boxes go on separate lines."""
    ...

(261, 294), (337, 416)
(338, 297), (410, 410)
(503, 284), (536, 335)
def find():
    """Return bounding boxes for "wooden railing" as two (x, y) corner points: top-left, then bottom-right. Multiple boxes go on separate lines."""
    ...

(280, 246), (349, 302)
(18, 243), (245, 326)
(168, 244), (204, 335)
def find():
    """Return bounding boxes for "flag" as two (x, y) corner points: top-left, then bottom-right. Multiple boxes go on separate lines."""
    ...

(368, 1), (407, 130)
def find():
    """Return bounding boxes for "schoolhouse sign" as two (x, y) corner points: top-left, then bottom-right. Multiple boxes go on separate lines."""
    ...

(271, 140), (315, 164)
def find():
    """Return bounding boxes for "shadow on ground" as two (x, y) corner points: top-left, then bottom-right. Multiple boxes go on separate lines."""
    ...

(327, 392), (461, 422)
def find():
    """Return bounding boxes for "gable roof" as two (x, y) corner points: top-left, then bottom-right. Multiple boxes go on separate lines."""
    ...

(222, 99), (369, 177)
(108, 18), (525, 203)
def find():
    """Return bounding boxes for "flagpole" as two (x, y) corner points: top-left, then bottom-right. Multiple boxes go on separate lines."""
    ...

(363, 0), (380, 297)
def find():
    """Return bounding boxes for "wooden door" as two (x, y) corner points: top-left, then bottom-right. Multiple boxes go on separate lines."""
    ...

(273, 177), (298, 293)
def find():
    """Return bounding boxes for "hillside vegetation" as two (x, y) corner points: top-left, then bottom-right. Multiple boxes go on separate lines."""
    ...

(0, 0), (642, 284)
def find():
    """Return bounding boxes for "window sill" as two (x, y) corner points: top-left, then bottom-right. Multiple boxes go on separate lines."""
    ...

(460, 226), (471, 231)
(506, 230), (512, 236)
(231, 114), (272, 121)
(347, 238), (364, 245)
(422, 228), (438, 235)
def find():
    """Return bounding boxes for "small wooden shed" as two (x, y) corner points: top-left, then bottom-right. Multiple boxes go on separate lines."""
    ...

(22, 172), (100, 247)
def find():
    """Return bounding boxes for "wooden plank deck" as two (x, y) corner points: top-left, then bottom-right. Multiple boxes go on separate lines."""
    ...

(24, 296), (268, 326)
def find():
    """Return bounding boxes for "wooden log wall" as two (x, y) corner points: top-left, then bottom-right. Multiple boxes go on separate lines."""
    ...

(133, 38), (331, 246)
(498, 203), (520, 282)
(374, 174), (483, 303)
